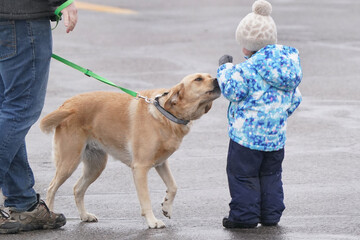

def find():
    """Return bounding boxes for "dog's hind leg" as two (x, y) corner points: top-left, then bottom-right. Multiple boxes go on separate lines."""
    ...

(46, 129), (85, 211)
(155, 160), (177, 219)
(73, 142), (108, 222)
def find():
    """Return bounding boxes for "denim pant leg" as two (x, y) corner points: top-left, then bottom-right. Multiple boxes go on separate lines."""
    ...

(0, 19), (52, 211)
(226, 140), (263, 224)
(259, 148), (285, 223)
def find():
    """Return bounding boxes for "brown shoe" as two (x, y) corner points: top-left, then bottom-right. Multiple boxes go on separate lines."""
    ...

(0, 209), (20, 234)
(10, 196), (66, 231)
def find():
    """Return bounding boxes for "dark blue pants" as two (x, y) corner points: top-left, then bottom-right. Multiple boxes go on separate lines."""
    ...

(226, 139), (285, 224)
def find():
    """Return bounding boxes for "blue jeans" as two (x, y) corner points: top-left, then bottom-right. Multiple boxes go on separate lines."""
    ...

(0, 19), (52, 211)
(226, 139), (285, 224)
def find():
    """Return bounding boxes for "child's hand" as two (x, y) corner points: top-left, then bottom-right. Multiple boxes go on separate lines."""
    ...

(219, 55), (233, 66)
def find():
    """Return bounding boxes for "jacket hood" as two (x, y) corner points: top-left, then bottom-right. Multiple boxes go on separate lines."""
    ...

(250, 45), (302, 91)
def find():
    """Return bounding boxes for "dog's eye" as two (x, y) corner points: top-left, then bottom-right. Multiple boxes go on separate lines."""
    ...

(194, 77), (203, 81)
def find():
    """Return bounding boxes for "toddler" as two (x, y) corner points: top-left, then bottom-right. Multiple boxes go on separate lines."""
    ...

(217, 0), (302, 228)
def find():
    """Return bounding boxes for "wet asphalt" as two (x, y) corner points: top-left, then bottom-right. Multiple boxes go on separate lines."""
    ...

(1, 0), (360, 239)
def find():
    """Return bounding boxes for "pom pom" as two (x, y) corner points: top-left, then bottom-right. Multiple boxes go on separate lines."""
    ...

(252, 0), (272, 16)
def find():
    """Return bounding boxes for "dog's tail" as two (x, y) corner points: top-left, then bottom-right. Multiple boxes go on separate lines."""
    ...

(40, 109), (74, 134)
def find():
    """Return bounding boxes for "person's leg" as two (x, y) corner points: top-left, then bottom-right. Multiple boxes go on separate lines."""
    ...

(0, 60), (20, 234)
(3, 142), (37, 211)
(0, 18), (67, 233)
(259, 148), (285, 225)
(0, 18), (51, 211)
(224, 140), (263, 228)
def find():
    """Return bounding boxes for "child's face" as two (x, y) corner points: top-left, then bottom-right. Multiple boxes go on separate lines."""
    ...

(242, 48), (254, 58)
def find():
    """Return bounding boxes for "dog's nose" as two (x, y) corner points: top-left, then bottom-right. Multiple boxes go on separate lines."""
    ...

(213, 78), (220, 88)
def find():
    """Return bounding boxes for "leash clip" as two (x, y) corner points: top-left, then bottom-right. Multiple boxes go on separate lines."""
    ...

(136, 94), (153, 104)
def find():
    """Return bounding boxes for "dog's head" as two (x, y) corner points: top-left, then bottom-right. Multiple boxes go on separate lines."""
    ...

(163, 73), (221, 122)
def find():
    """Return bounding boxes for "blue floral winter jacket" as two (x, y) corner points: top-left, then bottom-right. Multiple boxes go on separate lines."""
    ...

(217, 44), (302, 151)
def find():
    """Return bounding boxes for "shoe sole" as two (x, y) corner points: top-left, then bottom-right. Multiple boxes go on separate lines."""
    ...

(0, 227), (20, 234)
(0, 222), (21, 234)
(20, 219), (66, 232)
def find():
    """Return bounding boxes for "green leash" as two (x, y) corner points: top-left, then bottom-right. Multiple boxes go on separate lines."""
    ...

(51, 54), (139, 98)
(52, 1), (145, 99)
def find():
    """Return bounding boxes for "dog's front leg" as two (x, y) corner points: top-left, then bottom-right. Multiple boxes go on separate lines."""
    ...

(155, 160), (177, 219)
(132, 166), (165, 229)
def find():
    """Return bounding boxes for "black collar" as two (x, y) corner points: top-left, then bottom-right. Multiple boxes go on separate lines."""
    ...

(153, 93), (190, 125)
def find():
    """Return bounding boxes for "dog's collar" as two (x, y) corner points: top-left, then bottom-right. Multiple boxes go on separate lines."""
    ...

(153, 93), (190, 125)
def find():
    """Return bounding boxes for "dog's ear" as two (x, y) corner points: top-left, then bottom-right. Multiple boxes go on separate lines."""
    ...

(164, 83), (185, 110)
(205, 102), (213, 113)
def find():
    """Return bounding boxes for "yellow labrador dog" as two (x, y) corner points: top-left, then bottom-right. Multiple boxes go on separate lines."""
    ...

(40, 73), (220, 229)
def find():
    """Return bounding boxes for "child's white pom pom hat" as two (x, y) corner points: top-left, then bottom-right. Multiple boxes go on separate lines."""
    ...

(235, 0), (277, 52)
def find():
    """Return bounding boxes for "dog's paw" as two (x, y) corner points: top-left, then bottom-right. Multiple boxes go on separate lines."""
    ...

(148, 219), (166, 229)
(161, 198), (173, 219)
(80, 213), (98, 222)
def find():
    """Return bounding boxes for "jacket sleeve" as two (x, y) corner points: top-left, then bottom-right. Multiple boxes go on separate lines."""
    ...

(287, 87), (302, 117)
(216, 63), (248, 102)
